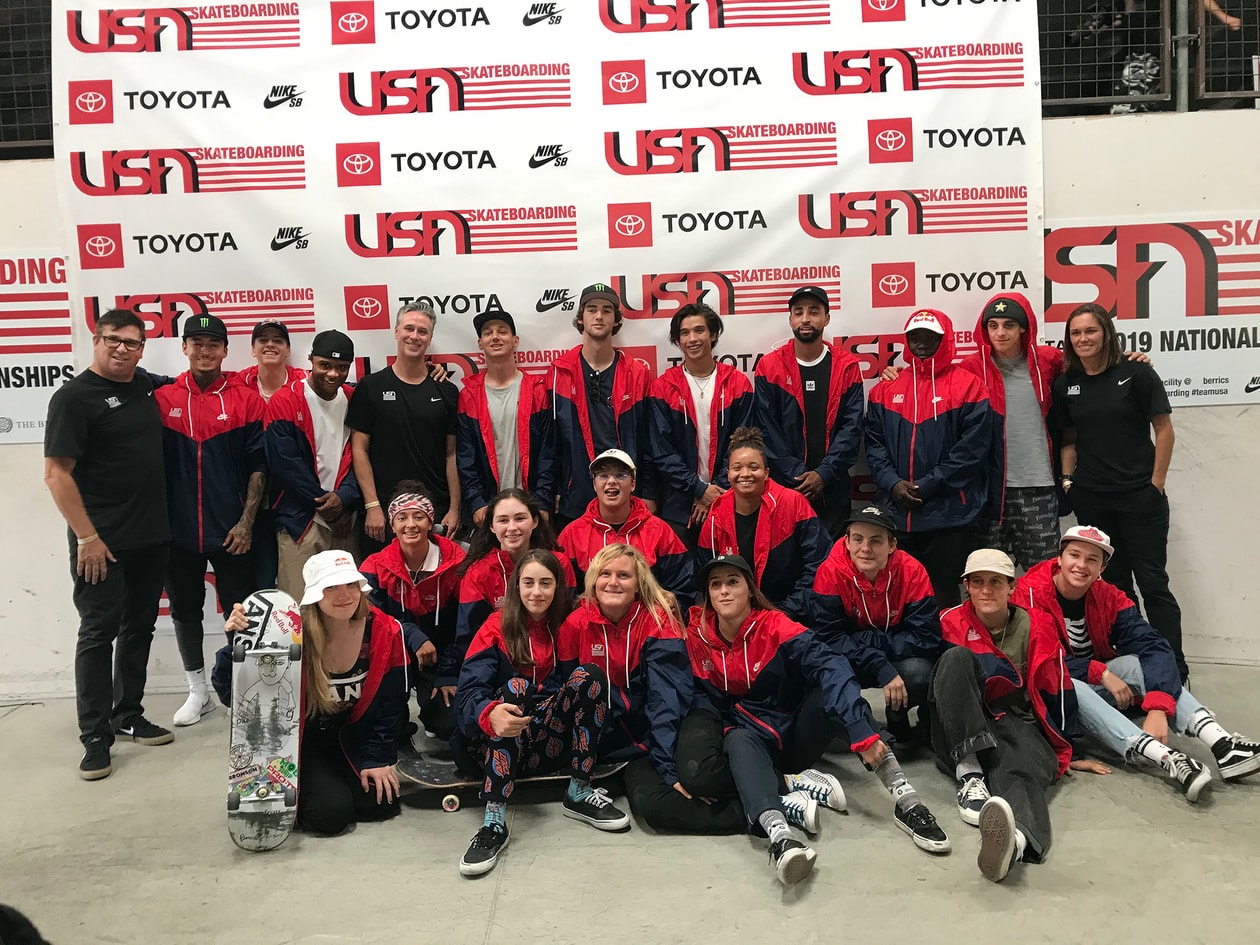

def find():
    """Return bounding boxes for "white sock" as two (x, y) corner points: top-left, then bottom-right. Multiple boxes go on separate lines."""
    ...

(759, 810), (791, 844)
(1014, 828), (1027, 862)
(955, 755), (983, 781)
(185, 668), (208, 698)
(1127, 733), (1172, 770)
(1186, 707), (1229, 749)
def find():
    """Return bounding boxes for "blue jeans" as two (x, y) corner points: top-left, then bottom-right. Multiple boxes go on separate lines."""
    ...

(1088, 654), (1203, 735)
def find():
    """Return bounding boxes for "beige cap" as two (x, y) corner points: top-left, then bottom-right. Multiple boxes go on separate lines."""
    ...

(962, 548), (1016, 579)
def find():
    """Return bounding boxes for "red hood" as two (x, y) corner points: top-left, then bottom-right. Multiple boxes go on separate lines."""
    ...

(971, 292), (1039, 354)
(903, 308), (957, 374)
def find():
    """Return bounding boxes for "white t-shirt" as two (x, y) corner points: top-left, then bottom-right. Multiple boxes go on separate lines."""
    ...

(304, 383), (350, 493)
(684, 368), (717, 482)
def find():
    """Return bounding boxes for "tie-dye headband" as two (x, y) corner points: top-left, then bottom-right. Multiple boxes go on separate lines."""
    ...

(388, 493), (435, 523)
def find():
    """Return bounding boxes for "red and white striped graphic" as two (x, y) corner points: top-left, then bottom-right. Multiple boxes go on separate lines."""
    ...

(1213, 248), (1260, 316)
(197, 292), (316, 335)
(717, 0), (830, 28)
(187, 149), (305, 193)
(910, 46), (1025, 90)
(723, 129), (837, 170)
(733, 276), (842, 316)
(914, 187), (1029, 234)
(459, 70), (572, 111)
(460, 212), (579, 254)
(186, 11), (301, 50)
(0, 289), (73, 356)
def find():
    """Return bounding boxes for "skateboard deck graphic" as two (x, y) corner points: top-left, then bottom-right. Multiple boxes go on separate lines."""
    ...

(228, 589), (303, 852)
(395, 753), (626, 812)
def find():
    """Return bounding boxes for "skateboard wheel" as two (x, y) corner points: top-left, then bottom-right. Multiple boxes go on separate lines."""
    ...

(288, 642), (301, 663)
(227, 791), (240, 812)
(284, 787), (297, 808)
(232, 642), (246, 663)
(442, 794), (460, 812)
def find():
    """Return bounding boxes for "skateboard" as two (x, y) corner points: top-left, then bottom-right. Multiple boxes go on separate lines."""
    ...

(227, 589), (303, 852)
(395, 753), (627, 812)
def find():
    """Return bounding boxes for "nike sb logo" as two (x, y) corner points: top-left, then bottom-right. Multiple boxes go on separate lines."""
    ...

(522, 3), (563, 26)
(263, 85), (304, 109)
(528, 144), (569, 169)
(270, 227), (309, 251)
(535, 288), (573, 312)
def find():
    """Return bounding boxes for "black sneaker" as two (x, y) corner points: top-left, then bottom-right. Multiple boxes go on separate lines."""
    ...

(562, 787), (631, 831)
(894, 802), (951, 854)
(1167, 751), (1212, 803)
(459, 824), (508, 877)
(79, 738), (112, 781)
(1213, 734), (1260, 781)
(768, 836), (817, 886)
(113, 717), (174, 746)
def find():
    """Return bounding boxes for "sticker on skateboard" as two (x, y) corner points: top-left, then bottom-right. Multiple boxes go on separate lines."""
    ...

(395, 753), (626, 812)
(228, 589), (302, 852)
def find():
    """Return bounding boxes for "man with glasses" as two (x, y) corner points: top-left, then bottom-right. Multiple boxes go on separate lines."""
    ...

(44, 309), (173, 780)
(540, 284), (654, 532)
(348, 301), (460, 556)
(557, 449), (693, 607)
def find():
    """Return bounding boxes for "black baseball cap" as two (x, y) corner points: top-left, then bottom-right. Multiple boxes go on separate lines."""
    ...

(696, 554), (756, 591)
(580, 283), (620, 310)
(250, 319), (290, 344)
(182, 314), (229, 342)
(311, 330), (354, 362)
(981, 296), (1029, 331)
(788, 285), (830, 311)
(844, 505), (898, 534)
(473, 309), (517, 336)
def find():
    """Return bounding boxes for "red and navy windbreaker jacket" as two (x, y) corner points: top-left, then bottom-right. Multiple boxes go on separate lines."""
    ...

(960, 293), (1063, 521)
(865, 310), (995, 532)
(299, 607), (410, 774)
(360, 535), (467, 688)
(556, 599), (691, 784)
(539, 346), (654, 520)
(811, 547), (944, 685)
(239, 364), (307, 400)
(753, 339), (865, 511)
(454, 547), (577, 670)
(156, 371), (265, 553)
(697, 479), (830, 623)
(941, 601), (1077, 776)
(455, 370), (551, 515)
(647, 363), (754, 526)
(558, 498), (694, 603)
(685, 606), (878, 753)
(263, 378), (360, 542)
(1016, 559), (1181, 715)
(456, 610), (563, 739)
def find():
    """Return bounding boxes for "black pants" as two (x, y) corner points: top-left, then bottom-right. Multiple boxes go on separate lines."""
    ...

(812, 496), (851, 541)
(413, 666), (458, 741)
(929, 647), (1057, 861)
(1068, 484), (1186, 680)
(857, 656), (934, 738)
(251, 508), (279, 590)
(897, 526), (976, 609)
(70, 539), (169, 745)
(297, 720), (400, 835)
(166, 544), (258, 673)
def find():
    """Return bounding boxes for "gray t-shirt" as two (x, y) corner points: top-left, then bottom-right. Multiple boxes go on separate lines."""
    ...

(486, 375), (522, 491)
(995, 355), (1053, 488)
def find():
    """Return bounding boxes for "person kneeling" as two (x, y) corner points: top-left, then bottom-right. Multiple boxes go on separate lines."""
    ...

(689, 555), (949, 887)
(226, 551), (409, 836)
(455, 549), (627, 877)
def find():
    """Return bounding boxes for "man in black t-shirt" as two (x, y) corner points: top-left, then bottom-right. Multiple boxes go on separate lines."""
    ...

(44, 309), (174, 781)
(348, 301), (460, 557)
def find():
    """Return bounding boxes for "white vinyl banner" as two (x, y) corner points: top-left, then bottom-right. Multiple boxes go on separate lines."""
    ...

(52, 0), (1045, 397)
(0, 251), (75, 444)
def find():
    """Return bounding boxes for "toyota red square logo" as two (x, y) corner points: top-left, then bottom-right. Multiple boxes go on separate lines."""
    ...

(68, 80), (114, 125)
(344, 284), (392, 330)
(331, 1), (375, 43)
(871, 262), (916, 308)
(336, 142), (381, 187)
(868, 118), (914, 164)
(607, 202), (653, 249)
(77, 224), (125, 270)
(862, 0), (905, 22)
(602, 60), (647, 106)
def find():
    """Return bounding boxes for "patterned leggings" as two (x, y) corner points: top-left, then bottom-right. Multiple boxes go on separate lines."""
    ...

(481, 664), (608, 803)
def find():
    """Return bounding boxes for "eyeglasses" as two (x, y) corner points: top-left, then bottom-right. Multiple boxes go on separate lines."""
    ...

(99, 334), (144, 352)
(593, 471), (632, 482)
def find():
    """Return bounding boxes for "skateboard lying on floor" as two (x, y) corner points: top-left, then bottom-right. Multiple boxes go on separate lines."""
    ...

(227, 589), (303, 852)
(395, 753), (626, 812)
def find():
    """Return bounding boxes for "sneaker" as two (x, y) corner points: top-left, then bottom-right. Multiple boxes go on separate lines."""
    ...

(1213, 734), (1260, 781)
(956, 774), (990, 827)
(1167, 751), (1212, 803)
(784, 768), (846, 812)
(894, 802), (951, 854)
(173, 691), (215, 727)
(562, 787), (631, 831)
(768, 836), (817, 886)
(459, 824), (508, 877)
(780, 791), (820, 835)
(113, 717), (174, 746)
(78, 738), (112, 781)
(977, 796), (1017, 883)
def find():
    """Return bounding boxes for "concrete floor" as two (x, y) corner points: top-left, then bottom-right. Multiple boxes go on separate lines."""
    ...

(5, 664), (1260, 945)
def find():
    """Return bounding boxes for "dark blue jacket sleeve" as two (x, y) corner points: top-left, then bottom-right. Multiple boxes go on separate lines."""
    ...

(1111, 603), (1183, 701)
(787, 631), (877, 746)
(654, 548), (696, 607)
(265, 419), (323, 510)
(534, 386), (561, 510)
(780, 516), (831, 623)
(814, 376), (864, 486)
(455, 597), (494, 671)
(456, 645), (505, 739)
(916, 397), (995, 499)
(527, 397), (552, 501)
(433, 602), (463, 689)
(642, 636), (692, 785)
(835, 628), (897, 688)
(885, 595), (944, 664)
(649, 395), (706, 500)
(456, 412), (490, 516)
(335, 465), (362, 511)
(976, 649), (1021, 686)
(863, 400), (903, 495)
(755, 375), (806, 485)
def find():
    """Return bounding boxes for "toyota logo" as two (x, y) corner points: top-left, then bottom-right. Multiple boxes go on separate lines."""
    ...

(85, 236), (116, 258)
(867, 0), (898, 9)
(338, 11), (369, 32)
(76, 91), (107, 113)
(342, 153), (374, 175)
(352, 297), (382, 320)
(879, 274), (909, 296)
(875, 129), (906, 152)
(615, 214), (645, 237)
(608, 72), (640, 94)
